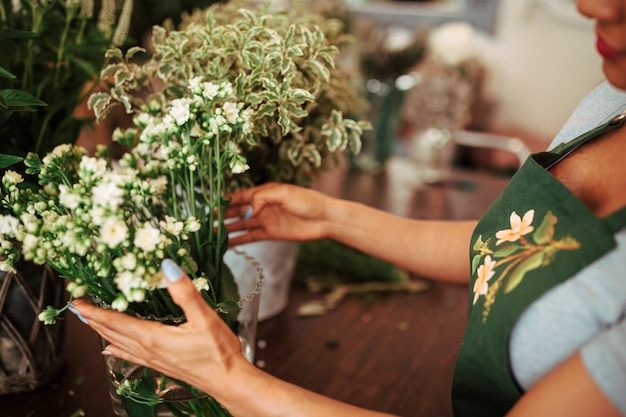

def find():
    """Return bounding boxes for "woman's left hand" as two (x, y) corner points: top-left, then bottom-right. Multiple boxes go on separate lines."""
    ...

(71, 259), (247, 396)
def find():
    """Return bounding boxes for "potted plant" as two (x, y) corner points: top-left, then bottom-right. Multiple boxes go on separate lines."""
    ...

(89, 0), (372, 320)
(0, 0), (132, 394)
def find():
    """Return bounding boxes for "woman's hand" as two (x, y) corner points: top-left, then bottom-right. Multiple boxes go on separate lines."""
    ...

(226, 182), (337, 246)
(71, 260), (248, 396)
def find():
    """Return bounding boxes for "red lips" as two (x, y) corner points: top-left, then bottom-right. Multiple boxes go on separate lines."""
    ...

(597, 36), (620, 59)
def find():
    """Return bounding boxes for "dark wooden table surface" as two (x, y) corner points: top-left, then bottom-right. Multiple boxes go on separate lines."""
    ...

(1, 162), (509, 417)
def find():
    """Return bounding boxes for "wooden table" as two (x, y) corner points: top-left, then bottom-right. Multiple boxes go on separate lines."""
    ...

(0, 164), (509, 417)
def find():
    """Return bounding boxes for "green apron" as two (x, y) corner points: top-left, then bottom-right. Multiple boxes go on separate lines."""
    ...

(451, 111), (626, 417)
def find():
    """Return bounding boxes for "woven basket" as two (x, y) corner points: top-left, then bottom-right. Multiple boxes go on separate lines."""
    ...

(0, 261), (66, 394)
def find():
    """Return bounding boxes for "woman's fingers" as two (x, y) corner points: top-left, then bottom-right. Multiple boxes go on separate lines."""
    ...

(159, 259), (221, 327)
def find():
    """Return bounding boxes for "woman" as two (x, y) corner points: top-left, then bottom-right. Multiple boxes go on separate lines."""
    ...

(72, 0), (626, 415)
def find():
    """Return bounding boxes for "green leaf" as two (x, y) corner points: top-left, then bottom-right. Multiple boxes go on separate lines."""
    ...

(0, 154), (23, 170)
(533, 210), (558, 245)
(88, 92), (113, 120)
(326, 128), (343, 152)
(0, 28), (35, 43)
(493, 244), (521, 258)
(0, 67), (16, 79)
(0, 89), (47, 108)
(504, 251), (545, 293)
(471, 254), (482, 275)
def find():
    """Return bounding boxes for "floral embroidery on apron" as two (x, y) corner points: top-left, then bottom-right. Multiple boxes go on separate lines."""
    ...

(471, 209), (580, 321)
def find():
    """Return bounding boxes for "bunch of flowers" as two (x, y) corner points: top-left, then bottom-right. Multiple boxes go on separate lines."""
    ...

(89, 0), (370, 189)
(0, 133), (242, 325)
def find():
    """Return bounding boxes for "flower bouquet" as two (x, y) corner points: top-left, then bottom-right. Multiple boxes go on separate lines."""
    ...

(0, 138), (259, 415)
(86, 0), (371, 321)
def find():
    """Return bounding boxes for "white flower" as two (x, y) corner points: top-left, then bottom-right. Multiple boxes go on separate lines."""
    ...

(58, 185), (81, 209)
(20, 213), (39, 234)
(134, 225), (160, 252)
(0, 215), (20, 236)
(160, 216), (184, 236)
(133, 112), (153, 128)
(100, 217), (128, 248)
(202, 82), (219, 100)
(21, 234), (41, 255)
(0, 258), (15, 273)
(169, 98), (192, 126)
(117, 253), (137, 271)
(223, 101), (240, 124)
(184, 217), (201, 232)
(189, 76), (203, 93)
(428, 22), (476, 66)
(220, 82), (234, 97)
(193, 277), (210, 292)
(51, 143), (73, 157)
(79, 155), (108, 177)
(111, 296), (129, 312)
(2, 170), (23, 188)
(66, 282), (87, 298)
(229, 154), (250, 174)
(89, 206), (106, 226)
(92, 181), (123, 208)
(114, 271), (141, 296)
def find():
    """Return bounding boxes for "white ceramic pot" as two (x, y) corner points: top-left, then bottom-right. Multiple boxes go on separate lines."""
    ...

(226, 240), (299, 321)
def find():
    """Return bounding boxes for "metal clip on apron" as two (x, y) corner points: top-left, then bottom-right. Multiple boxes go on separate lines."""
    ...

(451, 111), (626, 417)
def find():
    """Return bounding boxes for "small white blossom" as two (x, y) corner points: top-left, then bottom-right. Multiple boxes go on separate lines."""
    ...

(134, 225), (160, 252)
(66, 282), (87, 298)
(21, 234), (41, 256)
(2, 170), (23, 188)
(0, 215), (20, 236)
(193, 277), (210, 292)
(58, 185), (81, 209)
(223, 102), (240, 124)
(160, 216), (184, 236)
(92, 181), (123, 208)
(230, 155), (250, 174)
(80, 156), (108, 177)
(202, 82), (220, 100)
(100, 217), (128, 248)
(89, 206), (106, 226)
(111, 296), (129, 312)
(189, 76), (203, 94)
(169, 98), (192, 126)
(21, 213), (41, 234)
(184, 217), (201, 232)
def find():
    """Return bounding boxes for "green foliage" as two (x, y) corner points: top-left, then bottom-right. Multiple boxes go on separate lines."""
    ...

(0, 0), (133, 167)
(93, 0), (371, 187)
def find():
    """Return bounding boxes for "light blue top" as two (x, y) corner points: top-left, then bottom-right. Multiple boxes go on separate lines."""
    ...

(509, 81), (626, 415)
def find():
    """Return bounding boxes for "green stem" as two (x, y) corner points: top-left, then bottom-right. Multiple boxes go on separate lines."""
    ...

(54, 5), (76, 88)
(22, 2), (46, 91)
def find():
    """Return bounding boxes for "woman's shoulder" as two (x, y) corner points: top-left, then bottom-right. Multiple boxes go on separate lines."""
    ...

(548, 81), (626, 150)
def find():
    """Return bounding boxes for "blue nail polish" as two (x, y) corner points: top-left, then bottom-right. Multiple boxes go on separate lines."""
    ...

(161, 259), (184, 282)
(68, 304), (89, 325)
(243, 205), (253, 221)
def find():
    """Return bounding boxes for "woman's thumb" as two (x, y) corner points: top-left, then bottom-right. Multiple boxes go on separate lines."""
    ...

(161, 259), (212, 321)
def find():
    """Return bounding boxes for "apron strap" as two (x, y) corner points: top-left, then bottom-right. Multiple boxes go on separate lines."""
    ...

(603, 206), (626, 233)
(533, 111), (626, 170)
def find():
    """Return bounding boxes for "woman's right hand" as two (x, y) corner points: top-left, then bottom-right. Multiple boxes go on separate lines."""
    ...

(226, 182), (336, 246)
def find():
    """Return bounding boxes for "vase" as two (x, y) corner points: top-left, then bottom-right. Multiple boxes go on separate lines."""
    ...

(0, 260), (66, 394)
(102, 249), (264, 417)
(225, 240), (299, 321)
